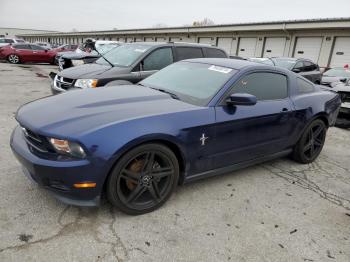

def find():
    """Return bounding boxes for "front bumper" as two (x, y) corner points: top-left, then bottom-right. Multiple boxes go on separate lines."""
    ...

(50, 73), (81, 95)
(340, 102), (350, 115)
(10, 125), (102, 206)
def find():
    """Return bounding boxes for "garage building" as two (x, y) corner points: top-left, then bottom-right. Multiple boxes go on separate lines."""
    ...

(17, 18), (350, 69)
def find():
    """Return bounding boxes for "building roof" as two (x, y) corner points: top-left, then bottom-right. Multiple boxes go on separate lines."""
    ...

(16, 17), (350, 37)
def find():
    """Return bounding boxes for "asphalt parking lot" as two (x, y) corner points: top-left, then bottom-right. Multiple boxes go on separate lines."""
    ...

(0, 62), (349, 262)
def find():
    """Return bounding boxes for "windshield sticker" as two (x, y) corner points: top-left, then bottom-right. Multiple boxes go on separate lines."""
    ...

(208, 65), (232, 74)
(134, 48), (147, 53)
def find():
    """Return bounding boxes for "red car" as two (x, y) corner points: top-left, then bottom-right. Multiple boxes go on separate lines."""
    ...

(52, 44), (78, 52)
(0, 43), (57, 64)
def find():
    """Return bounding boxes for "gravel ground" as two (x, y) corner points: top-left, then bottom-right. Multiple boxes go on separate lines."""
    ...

(0, 62), (349, 262)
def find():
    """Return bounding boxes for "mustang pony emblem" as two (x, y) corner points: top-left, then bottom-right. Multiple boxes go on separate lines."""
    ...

(200, 133), (209, 146)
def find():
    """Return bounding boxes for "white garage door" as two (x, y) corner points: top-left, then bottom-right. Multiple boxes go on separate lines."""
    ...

(293, 37), (323, 63)
(134, 37), (143, 42)
(156, 37), (167, 42)
(330, 37), (350, 68)
(238, 38), (257, 58)
(198, 37), (212, 45)
(170, 37), (196, 43)
(217, 38), (233, 55)
(144, 37), (154, 42)
(263, 37), (286, 58)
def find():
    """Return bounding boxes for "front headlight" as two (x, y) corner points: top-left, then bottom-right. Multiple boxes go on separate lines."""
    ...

(72, 59), (85, 66)
(49, 138), (86, 158)
(74, 79), (98, 89)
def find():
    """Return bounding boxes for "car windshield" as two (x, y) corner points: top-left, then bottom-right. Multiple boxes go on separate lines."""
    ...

(323, 68), (350, 77)
(140, 61), (237, 106)
(96, 43), (120, 55)
(95, 44), (152, 67)
(271, 58), (296, 69)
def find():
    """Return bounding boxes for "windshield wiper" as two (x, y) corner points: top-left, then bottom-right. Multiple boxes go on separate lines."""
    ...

(148, 87), (180, 100)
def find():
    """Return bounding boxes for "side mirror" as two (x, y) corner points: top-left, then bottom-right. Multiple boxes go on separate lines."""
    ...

(340, 78), (347, 83)
(226, 93), (257, 106)
(44, 49), (48, 52)
(292, 68), (301, 73)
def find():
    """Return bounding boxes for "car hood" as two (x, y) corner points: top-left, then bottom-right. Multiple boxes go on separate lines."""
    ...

(321, 76), (348, 84)
(61, 52), (100, 60)
(16, 85), (198, 138)
(57, 63), (128, 79)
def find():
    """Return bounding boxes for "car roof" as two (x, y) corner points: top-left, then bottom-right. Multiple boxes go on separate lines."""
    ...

(183, 58), (265, 70)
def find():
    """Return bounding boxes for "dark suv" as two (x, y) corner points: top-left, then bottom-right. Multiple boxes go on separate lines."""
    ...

(51, 42), (228, 94)
(269, 57), (322, 84)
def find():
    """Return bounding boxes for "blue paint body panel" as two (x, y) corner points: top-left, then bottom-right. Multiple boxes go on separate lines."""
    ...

(10, 59), (341, 206)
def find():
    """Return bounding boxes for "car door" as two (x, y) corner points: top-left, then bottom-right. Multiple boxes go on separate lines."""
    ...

(174, 46), (204, 61)
(303, 61), (321, 83)
(13, 44), (33, 62)
(137, 47), (174, 80)
(30, 44), (49, 62)
(213, 71), (296, 169)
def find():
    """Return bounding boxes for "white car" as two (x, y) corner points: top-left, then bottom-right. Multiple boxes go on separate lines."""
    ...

(329, 79), (350, 128)
(0, 38), (26, 47)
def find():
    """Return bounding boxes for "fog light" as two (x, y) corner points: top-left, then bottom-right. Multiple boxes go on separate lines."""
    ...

(73, 182), (96, 188)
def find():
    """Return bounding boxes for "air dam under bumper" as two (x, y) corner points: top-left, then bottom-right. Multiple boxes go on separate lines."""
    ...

(10, 125), (101, 206)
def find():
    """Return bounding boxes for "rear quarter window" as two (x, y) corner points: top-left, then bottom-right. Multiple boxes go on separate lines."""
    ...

(297, 78), (315, 93)
(175, 47), (203, 61)
(204, 48), (227, 58)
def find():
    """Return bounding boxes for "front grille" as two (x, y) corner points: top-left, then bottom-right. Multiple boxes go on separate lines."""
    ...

(339, 92), (350, 103)
(55, 75), (74, 90)
(22, 127), (55, 154)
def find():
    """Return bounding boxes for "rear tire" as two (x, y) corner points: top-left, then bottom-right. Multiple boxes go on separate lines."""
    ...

(292, 119), (327, 164)
(107, 143), (179, 215)
(8, 54), (20, 64)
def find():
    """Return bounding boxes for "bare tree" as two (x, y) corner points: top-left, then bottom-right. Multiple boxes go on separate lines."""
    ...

(192, 18), (215, 27)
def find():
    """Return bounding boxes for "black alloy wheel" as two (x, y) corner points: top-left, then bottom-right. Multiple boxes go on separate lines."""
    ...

(293, 119), (327, 163)
(107, 143), (179, 215)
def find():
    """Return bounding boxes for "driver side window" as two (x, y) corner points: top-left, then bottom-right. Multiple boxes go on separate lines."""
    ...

(142, 47), (173, 71)
(229, 72), (288, 101)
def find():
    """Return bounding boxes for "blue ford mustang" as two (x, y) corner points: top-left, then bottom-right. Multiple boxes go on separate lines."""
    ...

(10, 58), (341, 215)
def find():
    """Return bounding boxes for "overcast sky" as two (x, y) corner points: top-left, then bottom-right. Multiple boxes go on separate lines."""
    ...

(0, 0), (349, 32)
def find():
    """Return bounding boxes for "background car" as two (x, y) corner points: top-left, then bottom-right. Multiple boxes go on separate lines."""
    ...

(52, 44), (78, 53)
(321, 66), (350, 86)
(328, 79), (350, 128)
(0, 43), (57, 64)
(269, 57), (322, 84)
(56, 40), (120, 70)
(248, 57), (275, 66)
(11, 58), (341, 214)
(34, 42), (52, 49)
(51, 42), (228, 93)
(0, 38), (26, 47)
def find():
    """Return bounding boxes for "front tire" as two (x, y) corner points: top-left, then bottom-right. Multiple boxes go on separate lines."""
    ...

(107, 143), (179, 215)
(8, 54), (20, 64)
(292, 119), (327, 164)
